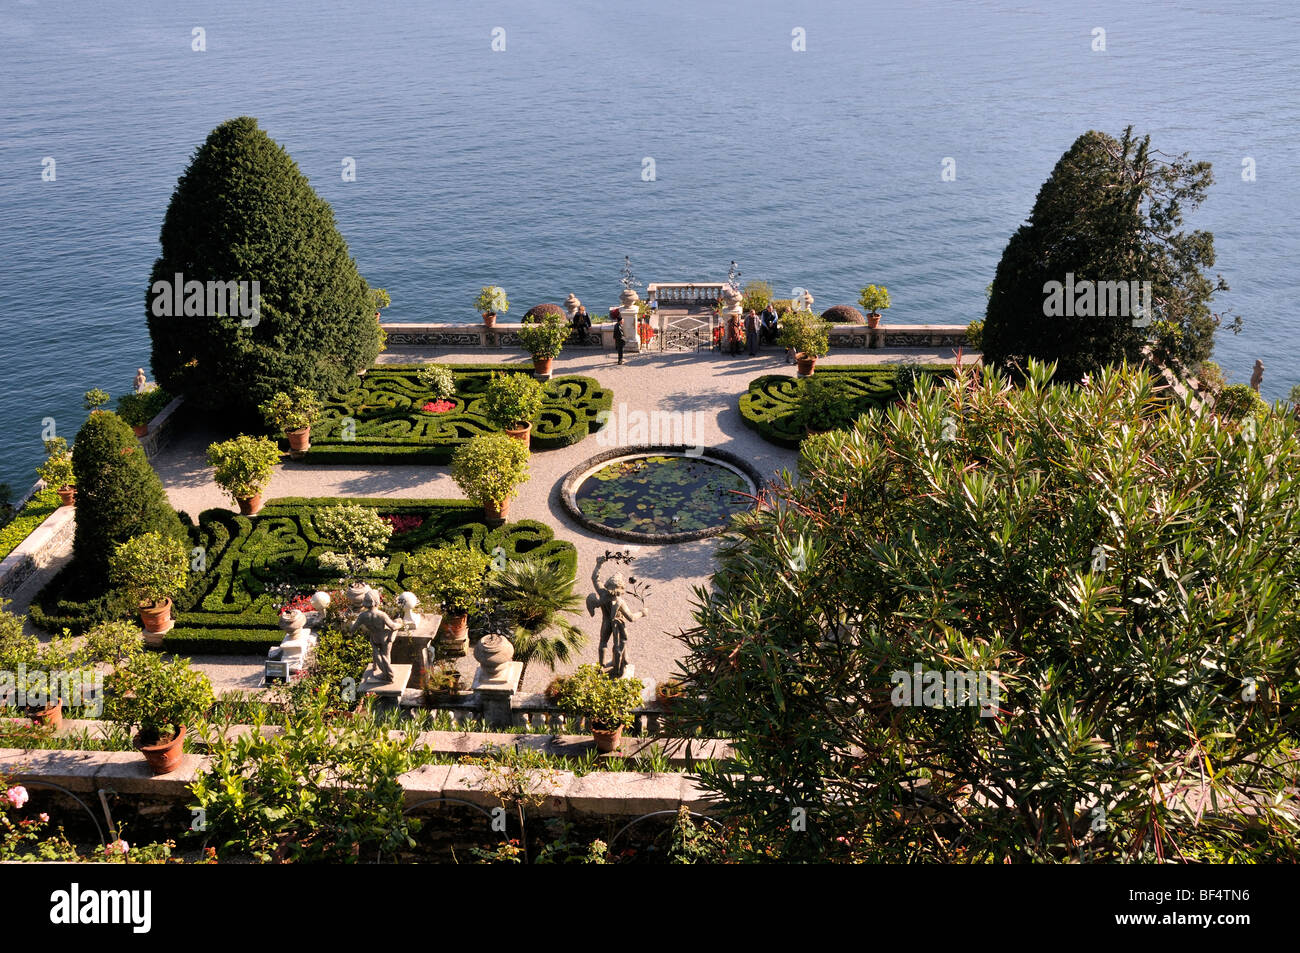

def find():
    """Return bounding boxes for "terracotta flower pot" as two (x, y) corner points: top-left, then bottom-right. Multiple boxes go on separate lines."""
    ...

(438, 612), (469, 652)
(504, 422), (531, 445)
(30, 698), (63, 730)
(237, 492), (264, 516)
(795, 353), (817, 377)
(132, 424), (149, 437)
(484, 498), (511, 524)
(867, 313), (882, 330)
(56, 486), (76, 507)
(285, 427), (311, 454)
(139, 597), (174, 637)
(136, 725), (186, 775)
(591, 725), (623, 754)
(533, 357), (554, 379)
(483, 312), (497, 328)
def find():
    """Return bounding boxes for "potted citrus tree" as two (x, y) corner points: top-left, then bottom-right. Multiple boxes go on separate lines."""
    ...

(109, 532), (190, 645)
(778, 312), (831, 377)
(207, 434), (280, 515)
(116, 388), (172, 438)
(556, 663), (645, 753)
(259, 386), (322, 456)
(483, 372), (545, 445)
(858, 284), (891, 330)
(36, 437), (76, 507)
(105, 652), (212, 775)
(450, 433), (530, 524)
(475, 286), (509, 328)
(405, 545), (491, 653)
(516, 313), (571, 379)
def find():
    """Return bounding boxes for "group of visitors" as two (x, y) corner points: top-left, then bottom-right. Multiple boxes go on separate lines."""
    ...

(718, 302), (783, 359)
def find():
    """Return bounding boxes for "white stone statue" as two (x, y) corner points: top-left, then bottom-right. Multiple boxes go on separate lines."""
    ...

(133, 368), (147, 393)
(398, 591), (420, 631)
(351, 589), (403, 683)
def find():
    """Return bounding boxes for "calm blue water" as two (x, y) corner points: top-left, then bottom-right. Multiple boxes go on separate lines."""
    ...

(2, 0), (1297, 493)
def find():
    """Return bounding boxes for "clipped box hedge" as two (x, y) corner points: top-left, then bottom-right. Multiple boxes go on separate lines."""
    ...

(0, 488), (61, 562)
(739, 364), (956, 448)
(302, 363), (613, 464)
(33, 496), (577, 653)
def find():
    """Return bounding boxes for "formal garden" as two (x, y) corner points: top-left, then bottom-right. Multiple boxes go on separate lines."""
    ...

(3, 117), (1298, 866)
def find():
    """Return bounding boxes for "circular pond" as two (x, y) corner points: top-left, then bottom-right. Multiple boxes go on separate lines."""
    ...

(561, 446), (762, 543)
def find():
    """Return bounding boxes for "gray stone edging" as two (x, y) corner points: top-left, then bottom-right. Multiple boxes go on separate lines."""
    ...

(558, 445), (765, 544)
(0, 504), (75, 598)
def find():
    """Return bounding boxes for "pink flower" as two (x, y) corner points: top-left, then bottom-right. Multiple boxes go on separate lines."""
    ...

(39, 813), (49, 823)
(105, 839), (129, 856)
(5, 786), (28, 809)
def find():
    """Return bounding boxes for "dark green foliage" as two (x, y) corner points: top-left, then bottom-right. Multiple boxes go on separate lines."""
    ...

(739, 365), (954, 448)
(0, 489), (61, 561)
(147, 116), (380, 422)
(304, 364), (612, 463)
(681, 360), (1300, 863)
(68, 411), (186, 588)
(1215, 383), (1268, 421)
(983, 127), (1232, 381)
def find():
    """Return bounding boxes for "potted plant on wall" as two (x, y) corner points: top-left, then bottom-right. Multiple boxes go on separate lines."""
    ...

(109, 531), (190, 646)
(105, 652), (213, 775)
(36, 438), (76, 507)
(483, 372), (545, 445)
(116, 388), (172, 438)
(405, 545), (491, 653)
(858, 284), (891, 330)
(516, 313), (571, 380)
(259, 386), (322, 456)
(206, 435), (280, 515)
(450, 433), (530, 524)
(475, 286), (509, 328)
(556, 663), (645, 753)
(778, 312), (831, 377)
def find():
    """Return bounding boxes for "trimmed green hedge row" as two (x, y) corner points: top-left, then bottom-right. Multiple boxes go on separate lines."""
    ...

(33, 496), (578, 652)
(0, 488), (61, 562)
(302, 363), (613, 464)
(739, 364), (956, 448)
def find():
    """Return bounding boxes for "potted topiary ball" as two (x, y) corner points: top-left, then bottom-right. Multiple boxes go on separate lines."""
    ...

(516, 313), (571, 380)
(405, 545), (492, 653)
(858, 284), (891, 330)
(556, 663), (645, 753)
(105, 652), (213, 775)
(259, 386), (322, 456)
(483, 372), (545, 445)
(206, 434), (281, 515)
(778, 312), (831, 377)
(109, 531), (190, 644)
(36, 437), (76, 507)
(475, 286), (508, 328)
(450, 432), (530, 524)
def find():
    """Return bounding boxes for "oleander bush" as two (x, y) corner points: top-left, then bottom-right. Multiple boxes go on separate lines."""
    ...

(303, 364), (612, 464)
(739, 364), (956, 447)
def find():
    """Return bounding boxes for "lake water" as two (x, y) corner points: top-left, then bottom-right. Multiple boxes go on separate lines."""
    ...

(2, 0), (1297, 493)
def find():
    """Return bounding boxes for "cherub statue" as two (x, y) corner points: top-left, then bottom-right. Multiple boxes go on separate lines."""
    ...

(1250, 359), (1264, 392)
(586, 553), (650, 678)
(133, 368), (147, 393)
(351, 589), (403, 682)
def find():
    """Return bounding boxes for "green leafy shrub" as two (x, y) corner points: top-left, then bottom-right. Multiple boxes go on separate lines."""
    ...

(681, 359), (1300, 863)
(1193, 360), (1225, 394)
(405, 545), (491, 616)
(148, 116), (381, 422)
(83, 389), (110, 411)
(483, 372), (545, 430)
(451, 433), (530, 508)
(517, 314), (571, 361)
(741, 281), (773, 314)
(1215, 383), (1267, 421)
(857, 284), (891, 317)
(555, 664), (644, 731)
(0, 489), (61, 562)
(965, 319), (984, 350)
(475, 286), (508, 316)
(821, 305), (866, 325)
(206, 435), (280, 502)
(791, 377), (858, 433)
(313, 503), (393, 578)
(35, 438), (75, 490)
(259, 387), (322, 432)
(777, 312), (830, 359)
(109, 532), (190, 607)
(417, 364), (456, 400)
(304, 364), (611, 464)
(115, 388), (172, 428)
(105, 652), (213, 745)
(81, 620), (144, 666)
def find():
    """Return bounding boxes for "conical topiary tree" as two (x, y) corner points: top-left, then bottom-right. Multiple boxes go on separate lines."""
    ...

(70, 411), (187, 585)
(147, 116), (382, 422)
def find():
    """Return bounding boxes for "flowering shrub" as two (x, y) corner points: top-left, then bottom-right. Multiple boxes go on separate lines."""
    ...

(420, 399), (455, 414)
(381, 514), (424, 535)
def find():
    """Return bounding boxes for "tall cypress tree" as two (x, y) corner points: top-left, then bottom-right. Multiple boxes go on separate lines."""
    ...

(70, 411), (187, 585)
(147, 116), (380, 420)
(982, 127), (1231, 381)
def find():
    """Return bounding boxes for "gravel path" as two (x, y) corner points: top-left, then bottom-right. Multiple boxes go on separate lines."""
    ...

(150, 344), (967, 696)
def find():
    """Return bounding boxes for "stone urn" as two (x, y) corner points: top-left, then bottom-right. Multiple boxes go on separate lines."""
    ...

(279, 608), (306, 637)
(619, 288), (642, 351)
(305, 591), (331, 628)
(344, 581), (372, 611)
(474, 633), (515, 682)
(565, 293), (581, 320)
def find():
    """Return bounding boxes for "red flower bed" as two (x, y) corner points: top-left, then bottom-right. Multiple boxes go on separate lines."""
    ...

(421, 399), (455, 413)
(280, 594), (313, 615)
(383, 514), (425, 535)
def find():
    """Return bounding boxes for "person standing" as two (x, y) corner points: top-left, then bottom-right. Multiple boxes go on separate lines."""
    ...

(744, 309), (759, 356)
(727, 312), (742, 356)
(612, 309), (626, 365)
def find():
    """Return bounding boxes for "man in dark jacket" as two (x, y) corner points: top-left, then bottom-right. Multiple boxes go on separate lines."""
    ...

(744, 309), (759, 356)
(612, 309), (625, 364)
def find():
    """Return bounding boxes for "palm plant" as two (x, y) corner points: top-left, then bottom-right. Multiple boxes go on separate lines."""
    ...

(486, 559), (586, 684)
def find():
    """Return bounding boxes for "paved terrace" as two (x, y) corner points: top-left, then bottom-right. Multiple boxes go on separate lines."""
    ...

(131, 345), (970, 697)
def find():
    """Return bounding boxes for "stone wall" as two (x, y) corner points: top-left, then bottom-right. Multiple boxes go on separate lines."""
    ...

(138, 394), (185, 460)
(0, 505), (74, 597)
